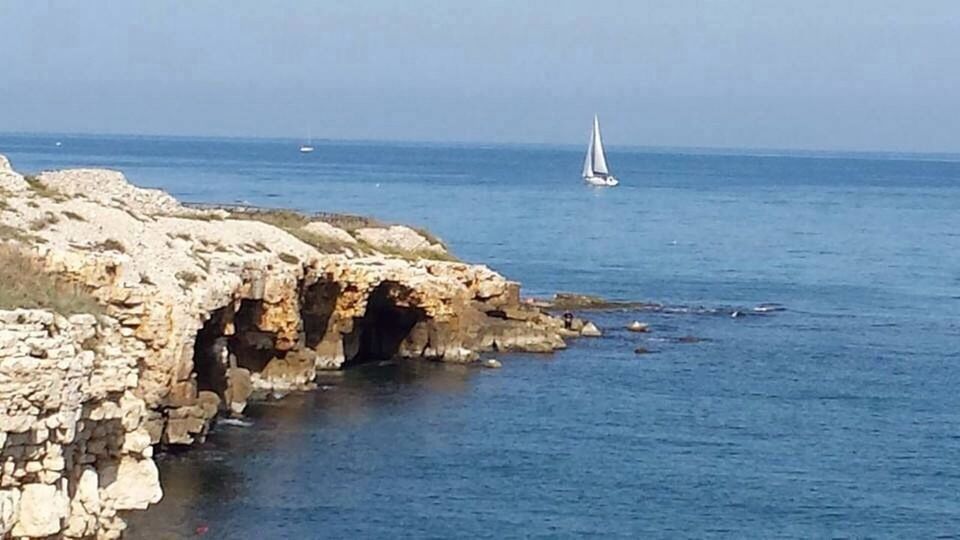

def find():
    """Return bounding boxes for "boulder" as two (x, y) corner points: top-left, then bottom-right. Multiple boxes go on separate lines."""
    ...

(164, 416), (207, 445)
(482, 359), (502, 369)
(627, 321), (650, 333)
(354, 225), (447, 256)
(224, 367), (253, 415)
(551, 292), (609, 309)
(0, 489), (20, 536)
(580, 322), (602, 337)
(257, 349), (317, 391)
(196, 390), (221, 419)
(100, 457), (162, 510)
(301, 221), (358, 245)
(11, 483), (66, 538)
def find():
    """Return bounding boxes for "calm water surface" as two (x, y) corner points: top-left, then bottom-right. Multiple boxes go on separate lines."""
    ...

(2, 134), (959, 538)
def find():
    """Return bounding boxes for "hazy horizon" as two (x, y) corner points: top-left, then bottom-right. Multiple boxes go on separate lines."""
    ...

(3, 1), (960, 153)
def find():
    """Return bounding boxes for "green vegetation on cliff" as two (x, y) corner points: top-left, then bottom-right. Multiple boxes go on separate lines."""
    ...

(0, 243), (103, 315)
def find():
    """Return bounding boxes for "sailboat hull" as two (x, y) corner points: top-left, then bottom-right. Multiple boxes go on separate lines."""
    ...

(584, 175), (619, 187)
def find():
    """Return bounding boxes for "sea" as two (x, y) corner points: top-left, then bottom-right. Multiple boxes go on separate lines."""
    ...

(2, 133), (959, 538)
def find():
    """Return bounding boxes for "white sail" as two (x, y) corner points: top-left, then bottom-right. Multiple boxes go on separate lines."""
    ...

(582, 127), (595, 177)
(590, 115), (610, 176)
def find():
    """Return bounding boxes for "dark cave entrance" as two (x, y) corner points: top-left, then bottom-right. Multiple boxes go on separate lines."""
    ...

(300, 279), (340, 349)
(344, 281), (426, 367)
(228, 299), (279, 373)
(191, 299), (282, 397)
(193, 306), (232, 396)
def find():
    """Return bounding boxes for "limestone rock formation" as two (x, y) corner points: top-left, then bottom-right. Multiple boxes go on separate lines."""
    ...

(0, 310), (156, 539)
(301, 221), (358, 246)
(580, 322), (603, 337)
(353, 225), (448, 257)
(0, 154), (587, 537)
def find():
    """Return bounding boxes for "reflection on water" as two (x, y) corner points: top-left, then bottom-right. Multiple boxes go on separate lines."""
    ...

(125, 361), (477, 539)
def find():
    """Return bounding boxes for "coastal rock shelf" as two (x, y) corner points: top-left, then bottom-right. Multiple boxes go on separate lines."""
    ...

(0, 155), (584, 538)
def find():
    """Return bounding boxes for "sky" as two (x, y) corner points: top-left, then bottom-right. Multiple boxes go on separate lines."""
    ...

(1, 1), (959, 152)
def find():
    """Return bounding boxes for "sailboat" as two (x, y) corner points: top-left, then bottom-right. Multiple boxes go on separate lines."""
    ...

(299, 129), (314, 153)
(582, 115), (618, 187)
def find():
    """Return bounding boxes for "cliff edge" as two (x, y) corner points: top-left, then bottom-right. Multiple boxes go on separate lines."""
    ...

(0, 156), (588, 538)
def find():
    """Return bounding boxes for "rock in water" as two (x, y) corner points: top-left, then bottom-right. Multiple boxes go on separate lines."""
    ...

(552, 292), (610, 309)
(634, 347), (653, 355)
(482, 359), (502, 369)
(627, 321), (650, 333)
(580, 322), (602, 337)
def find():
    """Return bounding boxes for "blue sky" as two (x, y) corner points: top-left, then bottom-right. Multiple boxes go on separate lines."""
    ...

(2, 1), (959, 152)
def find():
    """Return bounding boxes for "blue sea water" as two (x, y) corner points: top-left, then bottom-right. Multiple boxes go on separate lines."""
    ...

(2, 133), (960, 538)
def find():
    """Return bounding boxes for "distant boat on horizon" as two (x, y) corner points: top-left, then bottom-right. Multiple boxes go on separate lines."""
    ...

(299, 129), (314, 153)
(582, 115), (618, 187)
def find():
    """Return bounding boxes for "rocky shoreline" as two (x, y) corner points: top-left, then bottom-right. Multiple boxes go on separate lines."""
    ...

(0, 155), (598, 538)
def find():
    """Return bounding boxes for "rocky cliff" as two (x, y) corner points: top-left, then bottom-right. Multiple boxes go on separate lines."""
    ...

(0, 155), (590, 538)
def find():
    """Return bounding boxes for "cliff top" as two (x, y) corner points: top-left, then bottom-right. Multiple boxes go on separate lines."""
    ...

(0, 154), (468, 310)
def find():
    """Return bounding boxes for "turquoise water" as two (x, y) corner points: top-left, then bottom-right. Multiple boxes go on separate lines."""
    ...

(3, 134), (960, 537)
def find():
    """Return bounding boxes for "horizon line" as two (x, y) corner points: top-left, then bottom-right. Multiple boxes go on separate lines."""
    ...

(2, 129), (960, 162)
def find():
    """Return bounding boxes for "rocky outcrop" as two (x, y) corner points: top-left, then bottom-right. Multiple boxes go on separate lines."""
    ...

(0, 155), (590, 537)
(353, 225), (447, 257)
(0, 310), (159, 539)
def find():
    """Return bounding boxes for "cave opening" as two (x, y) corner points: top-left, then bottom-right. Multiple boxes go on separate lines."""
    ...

(228, 299), (280, 373)
(192, 306), (232, 396)
(300, 279), (340, 349)
(344, 281), (426, 367)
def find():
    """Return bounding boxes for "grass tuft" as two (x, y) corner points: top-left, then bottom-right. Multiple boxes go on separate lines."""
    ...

(0, 244), (104, 315)
(171, 211), (225, 221)
(278, 252), (300, 264)
(175, 270), (199, 289)
(24, 175), (67, 201)
(29, 212), (60, 231)
(227, 210), (367, 255)
(90, 239), (126, 253)
(0, 224), (36, 243)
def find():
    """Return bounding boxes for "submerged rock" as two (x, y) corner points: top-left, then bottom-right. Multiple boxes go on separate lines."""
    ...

(546, 292), (663, 311)
(551, 292), (610, 309)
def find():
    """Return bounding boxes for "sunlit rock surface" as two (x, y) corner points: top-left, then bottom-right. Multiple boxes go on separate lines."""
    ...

(0, 155), (581, 537)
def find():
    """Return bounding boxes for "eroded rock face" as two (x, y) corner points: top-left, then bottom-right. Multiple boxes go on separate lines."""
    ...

(0, 155), (578, 537)
(0, 310), (157, 539)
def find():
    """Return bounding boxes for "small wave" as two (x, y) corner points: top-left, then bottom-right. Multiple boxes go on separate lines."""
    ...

(218, 418), (253, 428)
(752, 303), (786, 313)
